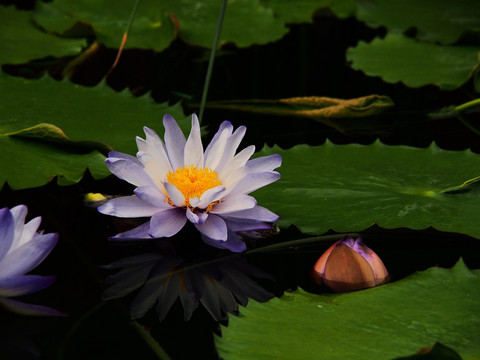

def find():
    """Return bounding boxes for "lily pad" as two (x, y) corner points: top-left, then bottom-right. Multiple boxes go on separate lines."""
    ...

(34, 0), (289, 50)
(216, 260), (480, 360)
(346, 34), (480, 90)
(355, 0), (480, 45)
(0, 5), (85, 65)
(253, 141), (480, 238)
(0, 73), (189, 189)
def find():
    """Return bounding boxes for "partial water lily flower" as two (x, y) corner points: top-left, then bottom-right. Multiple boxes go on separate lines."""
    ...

(0, 205), (65, 316)
(101, 251), (274, 322)
(311, 236), (389, 292)
(98, 114), (281, 252)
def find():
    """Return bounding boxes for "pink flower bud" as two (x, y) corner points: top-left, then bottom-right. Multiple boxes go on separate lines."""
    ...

(311, 236), (389, 292)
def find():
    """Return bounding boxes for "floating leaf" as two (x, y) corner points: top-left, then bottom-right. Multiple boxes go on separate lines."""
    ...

(259, 0), (330, 24)
(355, 0), (480, 45)
(216, 260), (480, 360)
(347, 34), (480, 90)
(253, 141), (480, 238)
(0, 74), (189, 189)
(0, 5), (85, 65)
(203, 95), (393, 134)
(34, 0), (289, 50)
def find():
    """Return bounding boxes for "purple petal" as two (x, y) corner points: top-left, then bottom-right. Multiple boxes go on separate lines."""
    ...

(184, 114), (204, 168)
(164, 183), (186, 207)
(134, 186), (171, 209)
(226, 218), (272, 232)
(0, 208), (14, 262)
(223, 206), (279, 223)
(204, 126), (232, 170)
(0, 297), (67, 317)
(200, 229), (246, 253)
(149, 208), (187, 238)
(108, 151), (142, 165)
(105, 158), (153, 187)
(246, 154), (282, 172)
(195, 214), (227, 241)
(0, 275), (55, 297)
(197, 185), (226, 209)
(12, 216), (41, 251)
(163, 114), (186, 170)
(111, 221), (152, 240)
(98, 196), (161, 218)
(210, 194), (256, 214)
(186, 209), (208, 224)
(215, 126), (246, 173)
(229, 171), (280, 195)
(10, 205), (27, 245)
(136, 127), (172, 179)
(0, 233), (58, 278)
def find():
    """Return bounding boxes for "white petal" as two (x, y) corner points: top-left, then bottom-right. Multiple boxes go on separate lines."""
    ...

(246, 154), (282, 172)
(108, 151), (141, 165)
(215, 125), (246, 173)
(184, 114), (204, 167)
(105, 158), (153, 187)
(195, 214), (227, 241)
(204, 128), (231, 170)
(164, 183), (186, 207)
(163, 114), (186, 170)
(149, 208), (187, 237)
(186, 209), (208, 224)
(197, 185), (226, 209)
(228, 171), (280, 195)
(136, 129), (172, 181)
(98, 196), (161, 218)
(134, 186), (171, 209)
(223, 205), (279, 223)
(210, 194), (256, 214)
(14, 217), (42, 251)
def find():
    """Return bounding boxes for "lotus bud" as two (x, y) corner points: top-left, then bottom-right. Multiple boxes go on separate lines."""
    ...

(311, 236), (389, 292)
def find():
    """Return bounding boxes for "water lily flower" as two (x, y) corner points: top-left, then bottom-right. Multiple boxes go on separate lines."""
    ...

(98, 114), (281, 252)
(101, 249), (274, 322)
(311, 236), (389, 292)
(0, 205), (64, 316)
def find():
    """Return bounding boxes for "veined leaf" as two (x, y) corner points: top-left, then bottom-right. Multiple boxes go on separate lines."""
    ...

(253, 141), (480, 238)
(216, 260), (480, 360)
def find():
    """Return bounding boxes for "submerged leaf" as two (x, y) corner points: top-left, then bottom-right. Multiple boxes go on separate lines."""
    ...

(216, 260), (480, 360)
(204, 95), (393, 134)
(253, 141), (480, 238)
(347, 34), (480, 90)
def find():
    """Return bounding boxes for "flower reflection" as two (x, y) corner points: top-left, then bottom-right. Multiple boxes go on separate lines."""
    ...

(101, 248), (274, 322)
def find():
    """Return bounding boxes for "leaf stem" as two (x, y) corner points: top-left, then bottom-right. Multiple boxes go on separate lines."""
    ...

(198, 0), (228, 123)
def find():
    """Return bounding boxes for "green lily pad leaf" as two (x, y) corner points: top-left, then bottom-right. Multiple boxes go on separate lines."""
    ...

(204, 95), (393, 134)
(34, 0), (289, 50)
(355, 0), (480, 45)
(346, 34), (480, 90)
(5, 122), (112, 155)
(0, 135), (109, 188)
(0, 5), (85, 65)
(216, 260), (480, 360)
(0, 73), (189, 189)
(394, 342), (463, 360)
(253, 141), (480, 238)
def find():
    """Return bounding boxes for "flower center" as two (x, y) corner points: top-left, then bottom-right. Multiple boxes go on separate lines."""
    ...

(166, 165), (222, 210)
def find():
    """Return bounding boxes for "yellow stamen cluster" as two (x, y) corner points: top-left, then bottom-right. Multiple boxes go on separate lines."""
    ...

(166, 165), (222, 211)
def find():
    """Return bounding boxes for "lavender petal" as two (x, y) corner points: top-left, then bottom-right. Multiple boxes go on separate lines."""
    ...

(195, 214), (227, 241)
(149, 208), (187, 238)
(98, 196), (161, 218)
(0, 275), (55, 297)
(163, 114), (186, 170)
